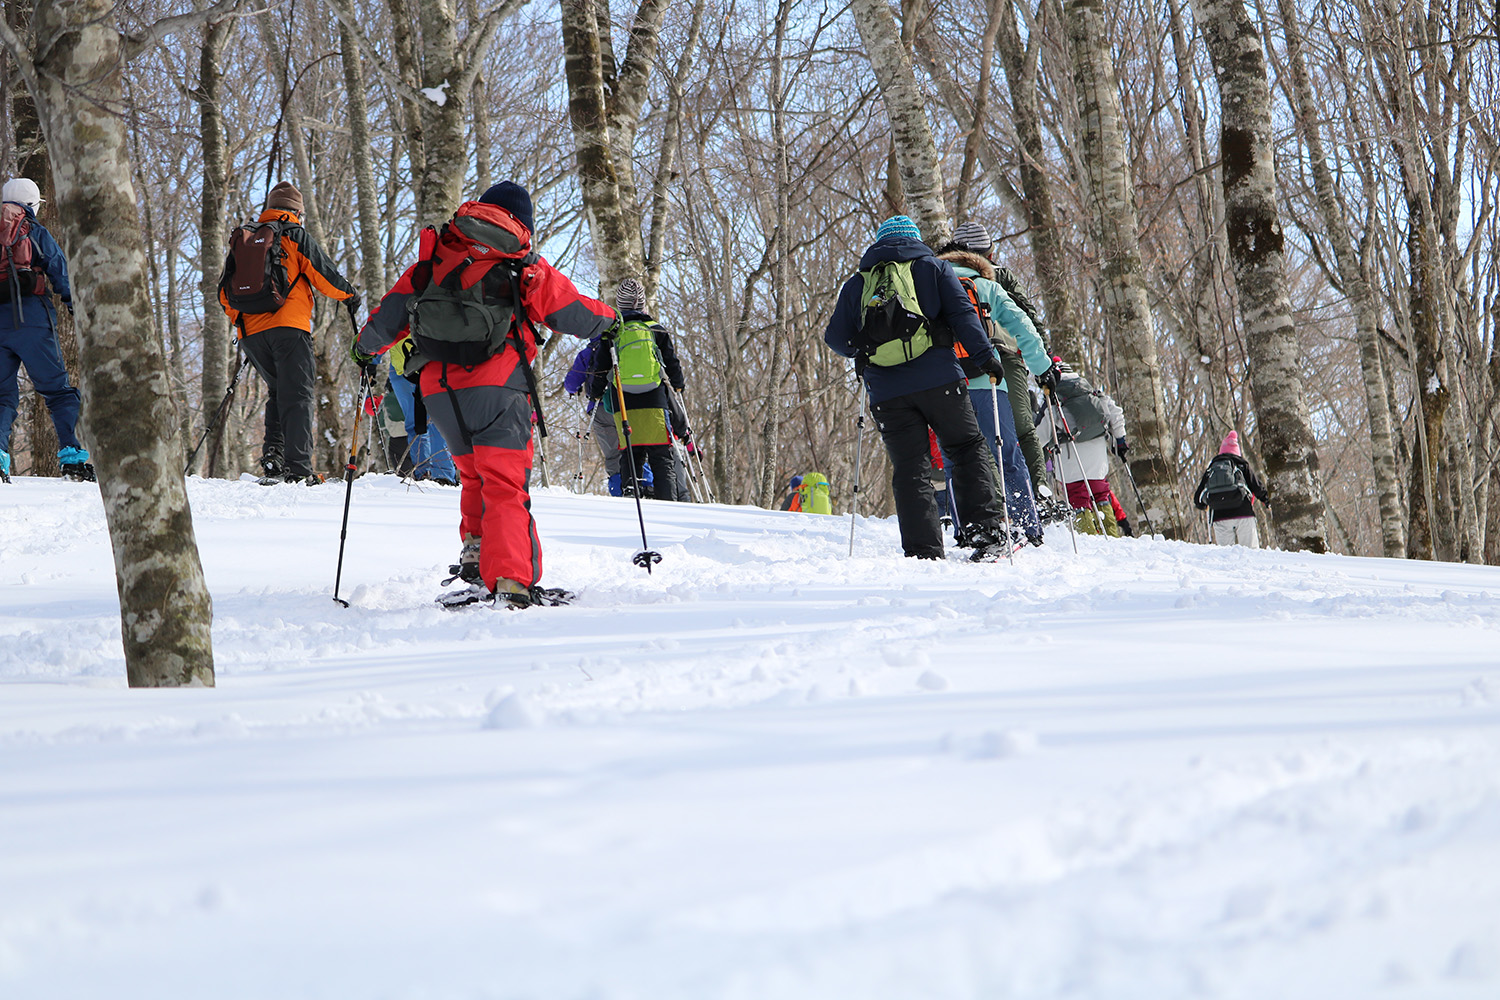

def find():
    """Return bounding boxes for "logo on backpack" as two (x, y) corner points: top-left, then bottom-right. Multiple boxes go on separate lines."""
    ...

(857, 260), (947, 368)
(406, 201), (538, 369)
(1200, 455), (1253, 511)
(220, 218), (296, 315)
(615, 319), (663, 391)
(0, 203), (46, 304)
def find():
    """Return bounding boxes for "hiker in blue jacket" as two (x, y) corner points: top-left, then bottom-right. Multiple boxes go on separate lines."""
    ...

(823, 215), (1010, 561)
(0, 178), (90, 482)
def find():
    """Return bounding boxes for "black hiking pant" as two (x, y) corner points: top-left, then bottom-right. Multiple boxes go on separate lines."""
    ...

(241, 327), (317, 476)
(626, 443), (677, 500)
(871, 380), (1006, 559)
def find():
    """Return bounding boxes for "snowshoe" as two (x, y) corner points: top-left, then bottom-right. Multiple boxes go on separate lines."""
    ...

(436, 582), (493, 609)
(1035, 495), (1073, 525)
(61, 462), (96, 483)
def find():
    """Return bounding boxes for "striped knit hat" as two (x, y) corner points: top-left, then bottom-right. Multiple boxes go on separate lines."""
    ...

(616, 277), (647, 312)
(875, 215), (921, 242)
(952, 220), (993, 255)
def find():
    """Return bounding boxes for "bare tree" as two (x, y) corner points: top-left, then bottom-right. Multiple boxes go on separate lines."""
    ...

(1190, 0), (1328, 552)
(1, 0), (221, 686)
(1065, 0), (1183, 536)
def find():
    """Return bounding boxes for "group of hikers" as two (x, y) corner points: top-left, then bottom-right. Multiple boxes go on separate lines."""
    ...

(0, 176), (1273, 607)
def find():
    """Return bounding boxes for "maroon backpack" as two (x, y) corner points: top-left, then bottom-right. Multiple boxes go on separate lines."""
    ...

(0, 203), (47, 302)
(219, 218), (296, 314)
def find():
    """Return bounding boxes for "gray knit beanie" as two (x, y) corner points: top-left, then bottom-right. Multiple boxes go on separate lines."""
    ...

(953, 220), (993, 255)
(616, 278), (647, 313)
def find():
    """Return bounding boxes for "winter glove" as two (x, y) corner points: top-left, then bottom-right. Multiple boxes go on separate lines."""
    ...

(979, 355), (1006, 381)
(1114, 437), (1128, 460)
(1038, 362), (1062, 392)
(363, 392), (384, 416)
(345, 291), (362, 314)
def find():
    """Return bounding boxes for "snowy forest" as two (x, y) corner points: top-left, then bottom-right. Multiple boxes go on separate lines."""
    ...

(2, 0), (1496, 560)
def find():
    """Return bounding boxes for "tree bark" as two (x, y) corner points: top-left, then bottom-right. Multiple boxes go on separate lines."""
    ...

(20, 0), (214, 686)
(332, 0), (386, 305)
(644, 0), (707, 297)
(1065, 0), (1182, 537)
(849, 0), (949, 246)
(1190, 0), (1327, 552)
(758, 0), (794, 509)
(193, 16), (232, 477)
(1276, 0), (1404, 556)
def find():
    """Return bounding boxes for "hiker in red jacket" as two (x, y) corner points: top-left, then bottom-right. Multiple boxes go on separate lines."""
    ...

(354, 182), (616, 607)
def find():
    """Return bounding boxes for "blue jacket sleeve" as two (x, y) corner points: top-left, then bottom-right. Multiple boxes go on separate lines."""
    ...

(32, 223), (71, 305)
(823, 274), (864, 358)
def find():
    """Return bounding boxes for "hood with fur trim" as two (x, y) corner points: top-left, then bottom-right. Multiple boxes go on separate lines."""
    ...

(938, 249), (995, 282)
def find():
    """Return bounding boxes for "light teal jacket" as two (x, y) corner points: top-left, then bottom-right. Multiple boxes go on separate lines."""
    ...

(943, 250), (1050, 392)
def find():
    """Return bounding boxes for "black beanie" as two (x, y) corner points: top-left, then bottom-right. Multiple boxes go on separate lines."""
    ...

(479, 181), (534, 235)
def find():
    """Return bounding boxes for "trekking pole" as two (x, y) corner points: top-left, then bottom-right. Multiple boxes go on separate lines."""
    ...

(988, 380), (1016, 565)
(848, 409), (866, 557)
(1048, 390), (1109, 536)
(184, 355), (252, 476)
(333, 366), (376, 607)
(1042, 388), (1080, 554)
(575, 400), (587, 493)
(1118, 455), (1156, 536)
(612, 367), (661, 573)
(664, 382), (715, 503)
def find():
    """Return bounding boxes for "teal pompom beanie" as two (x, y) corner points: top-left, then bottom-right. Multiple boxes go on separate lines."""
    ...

(875, 215), (921, 242)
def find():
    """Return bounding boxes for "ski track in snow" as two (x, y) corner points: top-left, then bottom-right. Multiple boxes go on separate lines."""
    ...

(1, 474), (1498, 999)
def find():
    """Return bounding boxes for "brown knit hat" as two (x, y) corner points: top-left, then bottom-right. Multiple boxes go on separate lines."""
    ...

(265, 181), (303, 216)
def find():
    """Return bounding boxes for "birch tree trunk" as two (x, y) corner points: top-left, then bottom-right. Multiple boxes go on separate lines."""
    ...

(332, 0), (386, 304)
(192, 16), (232, 477)
(644, 0), (707, 296)
(1191, 0), (1328, 552)
(14, 0), (215, 686)
(1276, 0), (1404, 556)
(559, 0), (662, 289)
(849, 0), (949, 246)
(1065, 0), (1182, 537)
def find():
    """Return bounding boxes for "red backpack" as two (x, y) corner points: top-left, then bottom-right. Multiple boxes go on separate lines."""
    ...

(0, 203), (47, 302)
(406, 201), (538, 368)
(219, 218), (297, 315)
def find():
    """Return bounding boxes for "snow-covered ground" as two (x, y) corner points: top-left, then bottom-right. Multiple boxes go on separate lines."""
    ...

(2, 473), (1498, 999)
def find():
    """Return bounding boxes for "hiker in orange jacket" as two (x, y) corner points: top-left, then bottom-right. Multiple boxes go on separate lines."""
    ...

(220, 181), (358, 483)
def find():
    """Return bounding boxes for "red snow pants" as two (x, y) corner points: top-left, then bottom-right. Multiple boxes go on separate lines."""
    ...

(423, 379), (542, 589)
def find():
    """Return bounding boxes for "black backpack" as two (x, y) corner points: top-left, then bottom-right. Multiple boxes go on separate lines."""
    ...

(1200, 456), (1253, 511)
(220, 219), (295, 314)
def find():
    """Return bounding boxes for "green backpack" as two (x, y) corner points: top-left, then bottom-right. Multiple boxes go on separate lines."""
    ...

(796, 472), (833, 514)
(615, 319), (663, 389)
(857, 260), (939, 367)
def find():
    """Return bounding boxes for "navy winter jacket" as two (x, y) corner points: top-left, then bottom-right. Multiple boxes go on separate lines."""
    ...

(1, 203), (71, 331)
(823, 236), (996, 404)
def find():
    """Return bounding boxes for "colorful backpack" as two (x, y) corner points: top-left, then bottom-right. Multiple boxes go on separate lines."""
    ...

(857, 260), (945, 367)
(406, 201), (538, 368)
(614, 319), (663, 390)
(0, 203), (47, 303)
(219, 217), (296, 314)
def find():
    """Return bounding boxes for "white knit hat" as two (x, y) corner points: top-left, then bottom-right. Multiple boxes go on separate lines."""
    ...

(2, 178), (42, 212)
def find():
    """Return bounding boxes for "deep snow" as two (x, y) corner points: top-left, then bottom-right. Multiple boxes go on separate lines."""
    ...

(2, 473), (1498, 999)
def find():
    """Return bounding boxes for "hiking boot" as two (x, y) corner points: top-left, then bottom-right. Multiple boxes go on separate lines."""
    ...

(57, 448), (96, 482)
(492, 578), (533, 609)
(455, 534), (482, 584)
(261, 453), (285, 478)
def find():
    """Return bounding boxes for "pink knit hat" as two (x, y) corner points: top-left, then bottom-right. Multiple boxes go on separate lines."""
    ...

(1219, 431), (1241, 457)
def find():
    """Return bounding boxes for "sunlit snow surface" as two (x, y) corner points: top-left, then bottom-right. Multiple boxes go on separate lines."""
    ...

(2, 474), (1498, 999)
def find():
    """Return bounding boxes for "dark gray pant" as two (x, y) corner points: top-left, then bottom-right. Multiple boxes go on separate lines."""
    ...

(871, 380), (1006, 559)
(241, 327), (316, 476)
